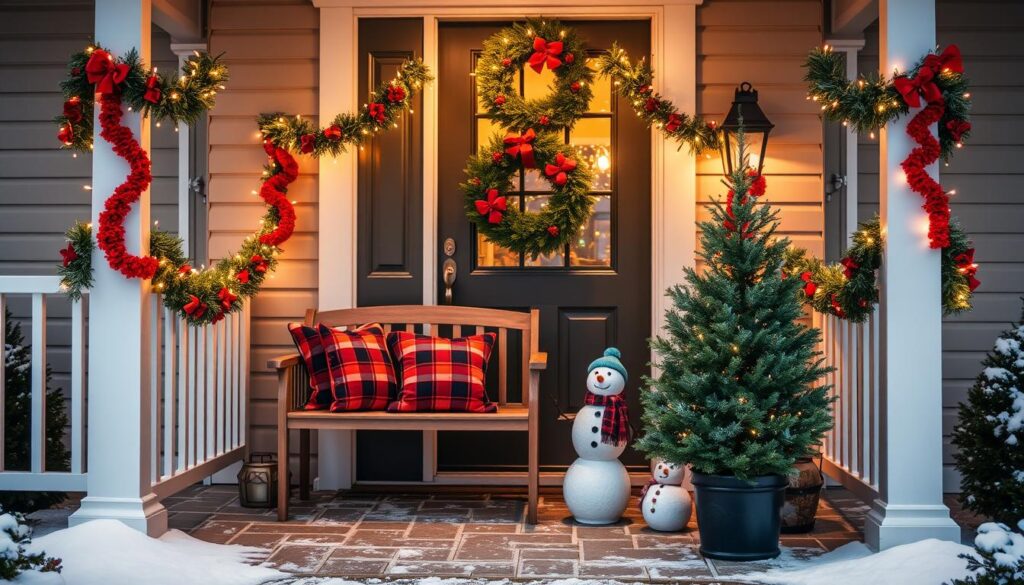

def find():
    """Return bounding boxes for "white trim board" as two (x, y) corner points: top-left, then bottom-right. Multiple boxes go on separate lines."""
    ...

(315, 5), (699, 489)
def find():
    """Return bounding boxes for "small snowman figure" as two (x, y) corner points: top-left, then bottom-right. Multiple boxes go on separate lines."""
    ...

(640, 459), (693, 532)
(563, 348), (631, 525)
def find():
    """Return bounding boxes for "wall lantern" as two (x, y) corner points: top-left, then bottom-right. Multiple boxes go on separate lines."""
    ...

(719, 82), (774, 177)
(237, 452), (280, 508)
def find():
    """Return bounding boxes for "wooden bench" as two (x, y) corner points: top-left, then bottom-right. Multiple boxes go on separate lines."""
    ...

(269, 305), (547, 523)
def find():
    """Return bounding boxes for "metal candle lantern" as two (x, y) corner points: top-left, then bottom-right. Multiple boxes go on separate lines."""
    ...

(719, 82), (774, 177)
(780, 456), (825, 533)
(237, 452), (279, 508)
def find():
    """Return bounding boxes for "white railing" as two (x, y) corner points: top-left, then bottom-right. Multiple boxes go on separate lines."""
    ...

(148, 296), (249, 499)
(0, 275), (249, 501)
(817, 311), (882, 504)
(0, 276), (87, 492)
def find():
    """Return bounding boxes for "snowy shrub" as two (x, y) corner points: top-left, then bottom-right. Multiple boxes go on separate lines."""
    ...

(0, 508), (61, 580)
(949, 521), (1024, 585)
(952, 303), (1024, 525)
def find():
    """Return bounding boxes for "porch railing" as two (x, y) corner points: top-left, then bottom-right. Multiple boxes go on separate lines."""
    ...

(816, 311), (882, 504)
(0, 276), (249, 500)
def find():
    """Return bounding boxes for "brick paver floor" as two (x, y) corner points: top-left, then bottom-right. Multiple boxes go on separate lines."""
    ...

(167, 484), (867, 582)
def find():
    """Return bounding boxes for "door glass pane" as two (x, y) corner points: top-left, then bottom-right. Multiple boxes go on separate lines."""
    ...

(523, 65), (557, 103)
(571, 118), (612, 192)
(524, 196), (565, 267)
(476, 195), (520, 267)
(523, 167), (551, 192)
(586, 57), (612, 114)
(476, 117), (505, 150)
(571, 195), (612, 267)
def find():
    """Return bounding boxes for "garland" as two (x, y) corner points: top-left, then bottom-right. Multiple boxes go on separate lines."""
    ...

(802, 44), (979, 319)
(458, 19), (596, 257)
(596, 43), (720, 155)
(256, 59), (432, 157)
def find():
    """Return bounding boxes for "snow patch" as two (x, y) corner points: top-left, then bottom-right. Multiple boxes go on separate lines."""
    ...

(21, 519), (284, 585)
(975, 522), (1024, 570)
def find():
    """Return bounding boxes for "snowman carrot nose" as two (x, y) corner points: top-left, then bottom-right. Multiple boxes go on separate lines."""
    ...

(596, 374), (605, 383)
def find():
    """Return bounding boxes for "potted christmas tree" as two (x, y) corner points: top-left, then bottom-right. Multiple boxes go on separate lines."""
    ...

(637, 131), (833, 561)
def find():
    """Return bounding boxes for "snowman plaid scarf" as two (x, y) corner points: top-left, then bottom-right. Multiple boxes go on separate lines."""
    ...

(584, 392), (630, 445)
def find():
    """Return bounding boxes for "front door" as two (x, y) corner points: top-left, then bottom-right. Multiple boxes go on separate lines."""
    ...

(437, 20), (652, 472)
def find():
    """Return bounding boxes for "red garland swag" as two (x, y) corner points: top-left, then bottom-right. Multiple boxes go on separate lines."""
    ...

(894, 45), (966, 250)
(258, 140), (298, 246)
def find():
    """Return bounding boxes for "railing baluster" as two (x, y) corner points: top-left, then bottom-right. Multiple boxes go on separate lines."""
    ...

(30, 293), (46, 473)
(239, 302), (249, 448)
(177, 319), (189, 473)
(206, 324), (216, 461)
(871, 309), (881, 490)
(217, 318), (226, 455)
(151, 295), (161, 484)
(71, 297), (85, 474)
(196, 325), (206, 464)
(163, 307), (176, 480)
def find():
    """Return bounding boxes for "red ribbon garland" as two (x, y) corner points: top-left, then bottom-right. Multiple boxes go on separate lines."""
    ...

(258, 141), (298, 247)
(95, 93), (159, 280)
(503, 129), (537, 168)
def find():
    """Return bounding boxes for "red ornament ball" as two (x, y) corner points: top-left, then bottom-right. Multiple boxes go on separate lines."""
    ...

(644, 97), (659, 113)
(570, 82), (581, 93)
(564, 53), (574, 64)
(501, 57), (512, 68)
(491, 151), (503, 164)
(547, 225), (560, 237)
(494, 95), (506, 106)
(539, 115), (550, 126)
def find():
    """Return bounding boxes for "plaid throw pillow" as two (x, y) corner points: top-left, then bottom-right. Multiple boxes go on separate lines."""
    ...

(318, 323), (395, 412)
(387, 331), (498, 413)
(287, 323), (333, 410)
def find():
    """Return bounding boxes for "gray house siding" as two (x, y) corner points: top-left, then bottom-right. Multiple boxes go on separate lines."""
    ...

(856, 0), (1024, 491)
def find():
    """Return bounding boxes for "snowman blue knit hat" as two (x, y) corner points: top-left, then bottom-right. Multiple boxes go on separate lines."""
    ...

(588, 347), (628, 382)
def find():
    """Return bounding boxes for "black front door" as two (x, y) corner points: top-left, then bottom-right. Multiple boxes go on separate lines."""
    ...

(437, 20), (652, 472)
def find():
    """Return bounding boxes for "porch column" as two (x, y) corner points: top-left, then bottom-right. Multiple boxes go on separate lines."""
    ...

(865, 0), (960, 550)
(69, 0), (168, 536)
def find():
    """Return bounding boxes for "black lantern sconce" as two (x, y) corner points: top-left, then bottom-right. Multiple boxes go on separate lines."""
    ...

(719, 82), (774, 177)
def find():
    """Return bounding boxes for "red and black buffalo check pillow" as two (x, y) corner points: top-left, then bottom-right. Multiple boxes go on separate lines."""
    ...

(318, 323), (396, 412)
(287, 323), (333, 410)
(387, 331), (498, 413)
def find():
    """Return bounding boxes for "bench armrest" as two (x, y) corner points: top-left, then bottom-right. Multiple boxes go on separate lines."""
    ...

(529, 352), (548, 371)
(268, 353), (300, 370)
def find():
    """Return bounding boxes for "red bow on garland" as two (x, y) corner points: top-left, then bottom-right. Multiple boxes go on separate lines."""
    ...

(58, 123), (74, 145)
(840, 256), (860, 279)
(63, 97), (83, 123)
(946, 119), (971, 142)
(60, 243), (78, 267)
(504, 129), (537, 168)
(386, 85), (406, 103)
(665, 113), (682, 133)
(894, 66), (942, 109)
(184, 295), (208, 318)
(954, 248), (981, 291)
(300, 133), (316, 153)
(217, 287), (239, 311)
(178, 264), (192, 275)
(85, 49), (130, 94)
(527, 37), (563, 73)
(801, 271), (817, 297)
(829, 294), (846, 318)
(544, 152), (577, 187)
(923, 45), (964, 75)
(323, 124), (343, 141)
(250, 254), (269, 273)
(236, 268), (250, 284)
(143, 75), (161, 104)
(475, 189), (507, 224)
(368, 103), (386, 123)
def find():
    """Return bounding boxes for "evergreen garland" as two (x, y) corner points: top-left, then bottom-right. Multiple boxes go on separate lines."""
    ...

(638, 133), (833, 479)
(257, 59), (432, 157)
(596, 43), (720, 155)
(56, 45), (227, 152)
(952, 303), (1024, 526)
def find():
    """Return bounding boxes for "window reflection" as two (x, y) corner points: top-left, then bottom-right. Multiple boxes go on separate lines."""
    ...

(571, 195), (611, 267)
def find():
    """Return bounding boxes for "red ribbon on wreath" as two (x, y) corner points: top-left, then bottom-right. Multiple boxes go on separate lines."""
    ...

(544, 152), (577, 187)
(504, 129), (537, 168)
(528, 37), (563, 73)
(475, 189), (507, 224)
(258, 141), (298, 247)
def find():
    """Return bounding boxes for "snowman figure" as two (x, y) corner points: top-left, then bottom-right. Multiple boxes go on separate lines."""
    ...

(563, 348), (631, 525)
(640, 459), (693, 532)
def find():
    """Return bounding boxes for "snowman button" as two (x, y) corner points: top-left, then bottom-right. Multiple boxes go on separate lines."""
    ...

(594, 411), (601, 418)
(650, 508), (656, 513)
(655, 489), (661, 495)
(652, 498), (657, 503)
(591, 426), (598, 433)
(590, 441), (598, 448)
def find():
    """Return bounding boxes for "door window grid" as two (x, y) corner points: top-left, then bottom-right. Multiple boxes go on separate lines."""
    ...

(472, 52), (614, 269)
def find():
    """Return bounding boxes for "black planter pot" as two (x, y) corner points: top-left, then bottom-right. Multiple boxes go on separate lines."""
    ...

(691, 472), (787, 561)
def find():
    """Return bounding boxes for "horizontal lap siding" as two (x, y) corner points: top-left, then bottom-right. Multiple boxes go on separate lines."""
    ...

(856, 1), (1024, 491)
(207, 0), (320, 473)
(697, 0), (825, 260)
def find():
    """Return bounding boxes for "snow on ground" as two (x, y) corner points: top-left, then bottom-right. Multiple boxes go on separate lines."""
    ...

(13, 519), (284, 585)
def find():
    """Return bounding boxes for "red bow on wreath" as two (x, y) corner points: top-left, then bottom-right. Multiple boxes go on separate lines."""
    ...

(801, 271), (817, 297)
(60, 243), (78, 267)
(894, 66), (942, 108)
(923, 45), (964, 75)
(475, 189), (507, 224)
(184, 295), (208, 319)
(544, 152), (577, 187)
(143, 75), (161, 104)
(504, 129), (537, 168)
(954, 248), (981, 291)
(840, 256), (860, 279)
(528, 37), (563, 73)
(85, 49), (130, 94)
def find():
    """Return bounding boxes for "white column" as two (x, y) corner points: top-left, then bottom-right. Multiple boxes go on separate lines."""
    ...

(314, 6), (356, 491)
(865, 0), (960, 551)
(170, 43), (207, 259)
(70, 0), (168, 536)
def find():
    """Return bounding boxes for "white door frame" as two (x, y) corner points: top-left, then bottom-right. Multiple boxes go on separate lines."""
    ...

(313, 0), (700, 490)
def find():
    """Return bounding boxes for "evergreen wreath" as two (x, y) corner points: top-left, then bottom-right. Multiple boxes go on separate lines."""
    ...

(596, 43), (720, 155)
(463, 130), (593, 258)
(256, 58), (432, 157)
(475, 19), (594, 132)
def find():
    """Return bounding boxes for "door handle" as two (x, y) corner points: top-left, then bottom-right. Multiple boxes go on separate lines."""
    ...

(442, 257), (457, 305)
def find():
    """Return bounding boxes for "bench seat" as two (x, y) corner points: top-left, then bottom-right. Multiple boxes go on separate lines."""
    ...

(286, 407), (530, 431)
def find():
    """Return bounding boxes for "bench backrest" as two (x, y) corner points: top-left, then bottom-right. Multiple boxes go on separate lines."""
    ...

(307, 305), (539, 407)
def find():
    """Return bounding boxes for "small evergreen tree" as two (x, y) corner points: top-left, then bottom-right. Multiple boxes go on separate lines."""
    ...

(0, 507), (62, 580)
(952, 303), (1024, 525)
(637, 133), (833, 479)
(947, 521), (1024, 585)
(2, 308), (69, 513)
